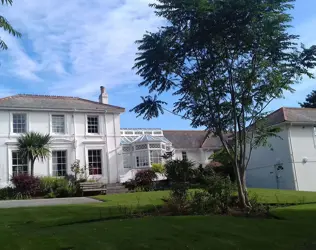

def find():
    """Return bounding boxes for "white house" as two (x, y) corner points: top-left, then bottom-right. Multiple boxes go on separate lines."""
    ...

(247, 107), (316, 191)
(0, 86), (223, 187)
(0, 86), (125, 187)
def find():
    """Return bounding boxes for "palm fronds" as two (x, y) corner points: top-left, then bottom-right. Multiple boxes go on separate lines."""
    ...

(17, 132), (52, 176)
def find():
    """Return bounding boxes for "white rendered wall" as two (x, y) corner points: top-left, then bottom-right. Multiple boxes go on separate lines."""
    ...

(173, 149), (213, 166)
(246, 125), (296, 190)
(289, 125), (316, 191)
(0, 110), (123, 187)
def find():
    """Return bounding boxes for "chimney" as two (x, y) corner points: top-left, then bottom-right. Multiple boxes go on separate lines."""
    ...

(99, 86), (108, 104)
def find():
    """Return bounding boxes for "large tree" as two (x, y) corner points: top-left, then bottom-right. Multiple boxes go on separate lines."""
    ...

(300, 90), (316, 108)
(0, 0), (21, 50)
(131, 0), (316, 209)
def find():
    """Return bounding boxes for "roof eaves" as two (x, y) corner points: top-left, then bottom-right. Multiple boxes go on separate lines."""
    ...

(0, 94), (125, 113)
(0, 106), (107, 113)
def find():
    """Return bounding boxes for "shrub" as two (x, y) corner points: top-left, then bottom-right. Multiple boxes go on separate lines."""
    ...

(65, 174), (76, 183)
(55, 185), (71, 198)
(163, 160), (195, 213)
(0, 187), (16, 200)
(11, 174), (40, 197)
(39, 177), (81, 198)
(153, 179), (170, 190)
(165, 159), (195, 183)
(190, 174), (236, 214)
(164, 191), (190, 215)
(70, 159), (87, 181)
(39, 176), (57, 194)
(134, 169), (157, 191)
(123, 179), (137, 191)
(246, 193), (269, 215)
(208, 149), (236, 182)
(190, 190), (213, 215)
(192, 164), (216, 185)
(44, 192), (56, 199)
(151, 163), (165, 174)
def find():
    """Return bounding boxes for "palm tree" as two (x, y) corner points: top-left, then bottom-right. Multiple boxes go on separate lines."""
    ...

(1, 0), (21, 51)
(17, 132), (52, 176)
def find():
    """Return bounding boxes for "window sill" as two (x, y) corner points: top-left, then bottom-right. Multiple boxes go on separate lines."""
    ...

(9, 133), (26, 137)
(51, 134), (70, 137)
(85, 134), (102, 137)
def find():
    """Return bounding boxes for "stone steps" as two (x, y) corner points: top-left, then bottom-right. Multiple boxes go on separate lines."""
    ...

(106, 183), (128, 194)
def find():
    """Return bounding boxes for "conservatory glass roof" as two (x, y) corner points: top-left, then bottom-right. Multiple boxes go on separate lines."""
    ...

(120, 134), (171, 145)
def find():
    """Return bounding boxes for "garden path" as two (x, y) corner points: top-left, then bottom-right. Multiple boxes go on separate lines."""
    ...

(0, 197), (101, 208)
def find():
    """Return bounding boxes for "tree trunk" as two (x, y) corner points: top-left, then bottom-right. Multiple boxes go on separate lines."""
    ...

(233, 162), (252, 211)
(30, 159), (35, 176)
(240, 169), (251, 208)
(234, 165), (247, 209)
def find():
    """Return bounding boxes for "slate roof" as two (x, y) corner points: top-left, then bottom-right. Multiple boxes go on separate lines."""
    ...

(266, 107), (316, 125)
(163, 130), (222, 149)
(0, 94), (125, 113)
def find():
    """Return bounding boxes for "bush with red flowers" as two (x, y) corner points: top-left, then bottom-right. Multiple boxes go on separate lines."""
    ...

(134, 169), (157, 191)
(11, 174), (40, 197)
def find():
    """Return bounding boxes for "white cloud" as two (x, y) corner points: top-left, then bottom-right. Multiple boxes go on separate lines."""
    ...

(2, 0), (315, 112)
(0, 0), (162, 100)
(0, 32), (41, 81)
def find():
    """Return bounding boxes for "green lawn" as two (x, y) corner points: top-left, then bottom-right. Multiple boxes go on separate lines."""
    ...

(249, 188), (316, 204)
(1, 188), (316, 249)
(93, 188), (316, 206)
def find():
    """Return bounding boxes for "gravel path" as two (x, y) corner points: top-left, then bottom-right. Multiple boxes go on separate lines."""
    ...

(0, 197), (102, 208)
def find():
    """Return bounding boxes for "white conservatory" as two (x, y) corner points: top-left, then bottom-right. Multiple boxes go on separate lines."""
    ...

(120, 129), (173, 170)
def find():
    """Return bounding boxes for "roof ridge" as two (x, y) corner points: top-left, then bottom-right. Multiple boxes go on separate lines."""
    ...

(0, 96), (13, 103)
(0, 94), (125, 111)
(264, 107), (286, 122)
(15, 94), (78, 99)
(284, 107), (316, 110)
(76, 97), (124, 109)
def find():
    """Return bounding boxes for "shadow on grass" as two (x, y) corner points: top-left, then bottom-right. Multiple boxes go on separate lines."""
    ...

(43, 204), (161, 228)
(49, 215), (128, 227)
(271, 204), (316, 221)
(42, 199), (316, 229)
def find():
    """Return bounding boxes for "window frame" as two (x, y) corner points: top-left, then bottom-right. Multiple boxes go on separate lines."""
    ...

(11, 151), (29, 176)
(11, 113), (28, 134)
(52, 150), (67, 177)
(86, 115), (100, 135)
(88, 149), (102, 175)
(135, 151), (149, 168)
(150, 150), (161, 165)
(123, 153), (131, 168)
(51, 114), (66, 135)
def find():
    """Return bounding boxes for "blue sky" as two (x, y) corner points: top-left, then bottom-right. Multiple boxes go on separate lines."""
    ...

(0, 0), (316, 130)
